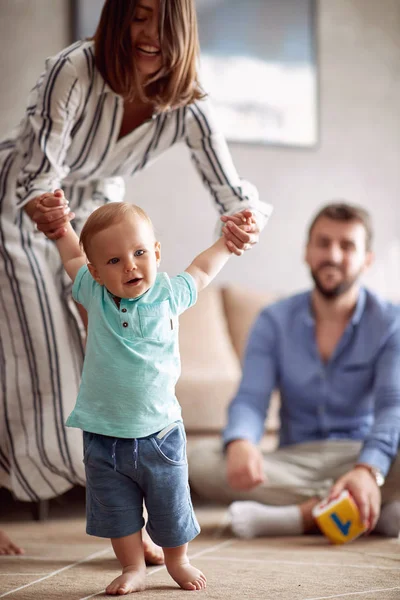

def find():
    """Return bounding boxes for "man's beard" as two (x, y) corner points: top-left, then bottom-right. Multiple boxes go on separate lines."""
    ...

(311, 263), (361, 300)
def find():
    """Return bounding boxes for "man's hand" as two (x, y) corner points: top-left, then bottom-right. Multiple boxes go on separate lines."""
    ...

(226, 439), (266, 491)
(328, 466), (381, 531)
(32, 189), (74, 240)
(221, 209), (260, 256)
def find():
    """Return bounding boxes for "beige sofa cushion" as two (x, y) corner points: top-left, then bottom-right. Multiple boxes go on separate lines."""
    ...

(222, 286), (279, 360)
(222, 285), (281, 433)
(177, 287), (241, 432)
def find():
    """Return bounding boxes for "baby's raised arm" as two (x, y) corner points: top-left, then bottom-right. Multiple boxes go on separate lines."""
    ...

(185, 237), (232, 292)
(35, 190), (86, 282)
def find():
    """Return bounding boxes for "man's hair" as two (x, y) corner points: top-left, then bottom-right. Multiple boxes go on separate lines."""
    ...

(93, 0), (204, 110)
(307, 202), (373, 251)
(80, 202), (154, 260)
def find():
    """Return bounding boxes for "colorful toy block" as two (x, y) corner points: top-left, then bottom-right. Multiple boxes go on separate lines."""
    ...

(312, 490), (368, 544)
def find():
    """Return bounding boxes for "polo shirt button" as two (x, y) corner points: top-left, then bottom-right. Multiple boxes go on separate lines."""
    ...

(121, 308), (127, 313)
(123, 322), (128, 328)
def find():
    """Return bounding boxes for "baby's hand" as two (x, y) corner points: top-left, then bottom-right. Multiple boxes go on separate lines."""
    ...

(221, 209), (258, 256)
(33, 189), (75, 240)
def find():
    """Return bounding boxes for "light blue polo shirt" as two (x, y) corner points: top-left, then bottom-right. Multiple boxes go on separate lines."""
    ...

(66, 265), (197, 438)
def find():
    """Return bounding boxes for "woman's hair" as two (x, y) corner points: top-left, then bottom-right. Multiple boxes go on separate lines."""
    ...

(80, 202), (154, 260)
(93, 0), (204, 110)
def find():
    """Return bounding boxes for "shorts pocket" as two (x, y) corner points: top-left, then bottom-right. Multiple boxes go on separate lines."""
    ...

(150, 422), (187, 465)
(138, 301), (172, 341)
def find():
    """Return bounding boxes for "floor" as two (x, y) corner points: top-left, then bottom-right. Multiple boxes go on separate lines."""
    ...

(1, 487), (400, 600)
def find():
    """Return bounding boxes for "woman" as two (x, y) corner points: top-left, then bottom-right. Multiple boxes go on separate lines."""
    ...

(0, 0), (271, 508)
(0, 530), (24, 556)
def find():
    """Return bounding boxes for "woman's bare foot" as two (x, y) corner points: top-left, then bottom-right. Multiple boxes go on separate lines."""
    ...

(106, 566), (146, 595)
(142, 528), (164, 565)
(166, 560), (207, 591)
(0, 531), (24, 555)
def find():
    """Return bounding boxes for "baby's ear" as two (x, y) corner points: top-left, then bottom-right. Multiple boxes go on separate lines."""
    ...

(88, 263), (103, 284)
(155, 241), (161, 266)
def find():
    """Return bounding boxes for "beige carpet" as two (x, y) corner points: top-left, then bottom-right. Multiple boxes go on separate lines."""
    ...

(1, 490), (400, 600)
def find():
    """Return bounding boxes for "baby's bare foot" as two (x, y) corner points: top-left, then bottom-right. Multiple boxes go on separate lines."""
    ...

(166, 561), (206, 591)
(106, 566), (146, 595)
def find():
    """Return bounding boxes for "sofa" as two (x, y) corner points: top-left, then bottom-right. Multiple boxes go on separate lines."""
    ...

(177, 285), (281, 448)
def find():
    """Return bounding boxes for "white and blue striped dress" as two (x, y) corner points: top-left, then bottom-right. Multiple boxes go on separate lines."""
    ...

(0, 40), (271, 501)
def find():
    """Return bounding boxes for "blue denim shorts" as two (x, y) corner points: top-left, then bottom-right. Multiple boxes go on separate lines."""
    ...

(83, 421), (200, 547)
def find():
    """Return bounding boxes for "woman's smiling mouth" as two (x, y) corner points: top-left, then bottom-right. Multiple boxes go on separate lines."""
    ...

(136, 44), (160, 56)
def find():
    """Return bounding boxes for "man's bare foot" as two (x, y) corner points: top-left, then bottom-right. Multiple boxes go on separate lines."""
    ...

(0, 531), (24, 556)
(106, 566), (146, 595)
(166, 560), (207, 591)
(142, 529), (164, 565)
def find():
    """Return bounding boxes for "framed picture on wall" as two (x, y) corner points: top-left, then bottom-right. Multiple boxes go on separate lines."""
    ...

(197, 0), (318, 147)
(72, 0), (318, 148)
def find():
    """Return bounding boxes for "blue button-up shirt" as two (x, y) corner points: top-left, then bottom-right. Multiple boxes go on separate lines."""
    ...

(223, 288), (400, 476)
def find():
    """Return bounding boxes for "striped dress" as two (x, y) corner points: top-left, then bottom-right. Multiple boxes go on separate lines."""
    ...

(0, 40), (272, 501)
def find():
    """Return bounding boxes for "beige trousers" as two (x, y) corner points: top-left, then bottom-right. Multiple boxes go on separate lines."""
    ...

(188, 438), (400, 506)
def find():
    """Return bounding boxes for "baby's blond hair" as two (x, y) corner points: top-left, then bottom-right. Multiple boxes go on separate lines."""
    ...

(80, 202), (154, 260)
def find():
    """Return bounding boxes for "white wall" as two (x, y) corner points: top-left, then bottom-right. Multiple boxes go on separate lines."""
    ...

(0, 0), (70, 131)
(1, 0), (399, 296)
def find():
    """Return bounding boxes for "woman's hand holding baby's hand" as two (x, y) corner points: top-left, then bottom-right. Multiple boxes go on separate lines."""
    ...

(221, 209), (260, 256)
(33, 189), (75, 240)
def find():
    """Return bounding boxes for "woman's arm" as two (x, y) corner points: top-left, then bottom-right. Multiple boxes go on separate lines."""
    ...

(17, 51), (82, 233)
(184, 98), (273, 253)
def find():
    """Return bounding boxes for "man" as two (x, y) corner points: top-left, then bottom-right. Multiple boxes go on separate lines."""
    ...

(189, 203), (400, 538)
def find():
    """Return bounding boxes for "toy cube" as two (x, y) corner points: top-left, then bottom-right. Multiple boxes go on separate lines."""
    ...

(312, 490), (367, 544)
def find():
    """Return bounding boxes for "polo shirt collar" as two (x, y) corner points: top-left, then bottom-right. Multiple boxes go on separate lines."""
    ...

(110, 293), (140, 303)
(108, 287), (151, 304)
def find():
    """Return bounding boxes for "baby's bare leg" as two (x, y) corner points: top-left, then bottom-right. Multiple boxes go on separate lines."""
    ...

(163, 543), (206, 591)
(142, 505), (164, 565)
(106, 531), (146, 595)
(142, 527), (164, 565)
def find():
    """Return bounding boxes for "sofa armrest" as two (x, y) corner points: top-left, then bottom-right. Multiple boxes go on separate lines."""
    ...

(178, 287), (241, 433)
(221, 285), (280, 361)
